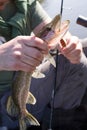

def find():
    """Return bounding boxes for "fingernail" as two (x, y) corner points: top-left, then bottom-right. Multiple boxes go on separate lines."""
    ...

(60, 39), (66, 47)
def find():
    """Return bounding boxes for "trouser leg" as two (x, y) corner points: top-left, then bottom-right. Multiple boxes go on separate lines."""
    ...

(0, 127), (8, 130)
(42, 106), (87, 130)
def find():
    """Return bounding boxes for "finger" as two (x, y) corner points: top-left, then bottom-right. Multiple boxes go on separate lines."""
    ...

(20, 54), (42, 67)
(62, 43), (77, 55)
(65, 49), (81, 62)
(13, 49), (44, 70)
(22, 45), (44, 61)
(60, 39), (66, 47)
(14, 61), (36, 72)
(23, 36), (48, 53)
(62, 36), (79, 54)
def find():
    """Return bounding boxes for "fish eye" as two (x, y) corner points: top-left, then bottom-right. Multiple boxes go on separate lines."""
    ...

(46, 27), (51, 31)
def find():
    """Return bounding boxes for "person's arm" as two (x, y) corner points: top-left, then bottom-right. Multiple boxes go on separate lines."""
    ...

(7, 0), (51, 37)
(18, 0), (87, 65)
(30, 1), (86, 65)
(29, 0), (51, 34)
(14, 0), (27, 14)
(34, 17), (87, 65)
(7, 0), (28, 37)
(0, 36), (48, 71)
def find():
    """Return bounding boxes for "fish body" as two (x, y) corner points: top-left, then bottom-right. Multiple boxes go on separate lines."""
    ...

(6, 14), (70, 130)
(6, 71), (40, 130)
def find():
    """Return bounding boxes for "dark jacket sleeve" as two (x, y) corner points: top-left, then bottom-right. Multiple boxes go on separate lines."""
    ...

(7, 0), (28, 38)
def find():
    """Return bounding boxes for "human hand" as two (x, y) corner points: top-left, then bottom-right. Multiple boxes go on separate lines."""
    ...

(0, 36), (48, 72)
(58, 36), (83, 64)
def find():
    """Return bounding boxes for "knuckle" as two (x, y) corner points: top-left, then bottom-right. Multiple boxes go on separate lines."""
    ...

(13, 51), (22, 60)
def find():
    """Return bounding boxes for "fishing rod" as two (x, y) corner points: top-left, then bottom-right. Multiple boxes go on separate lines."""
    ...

(48, 0), (64, 130)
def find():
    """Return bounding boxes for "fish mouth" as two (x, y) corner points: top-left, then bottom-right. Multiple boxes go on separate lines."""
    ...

(51, 14), (61, 31)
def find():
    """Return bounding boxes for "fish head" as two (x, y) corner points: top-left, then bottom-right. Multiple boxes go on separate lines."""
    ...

(36, 14), (70, 68)
(37, 14), (70, 49)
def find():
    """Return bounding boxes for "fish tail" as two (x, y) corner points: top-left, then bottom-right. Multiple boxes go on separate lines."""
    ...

(19, 119), (27, 130)
(19, 110), (40, 130)
(6, 96), (18, 116)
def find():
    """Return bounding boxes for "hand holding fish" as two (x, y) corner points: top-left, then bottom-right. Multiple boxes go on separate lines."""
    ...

(38, 14), (84, 64)
(0, 35), (48, 72)
(5, 35), (49, 130)
(58, 35), (84, 64)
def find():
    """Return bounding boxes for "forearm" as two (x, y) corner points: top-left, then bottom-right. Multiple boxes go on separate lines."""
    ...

(14, 0), (27, 14)
(30, 0), (52, 32)
(0, 17), (11, 40)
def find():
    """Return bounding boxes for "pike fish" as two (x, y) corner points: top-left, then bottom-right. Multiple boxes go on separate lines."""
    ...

(6, 14), (70, 130)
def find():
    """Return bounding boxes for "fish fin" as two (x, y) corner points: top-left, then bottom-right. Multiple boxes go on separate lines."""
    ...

(27, 92), (36, 105)
(19, 110), (40, 130)
(46, 53), (56, 67)
(6, 96), (18, 117)
(32, 69), (45, 78)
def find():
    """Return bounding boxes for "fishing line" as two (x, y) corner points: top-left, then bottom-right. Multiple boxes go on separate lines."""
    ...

(48, 50), (59, 130)
(48, 0), (64, 130)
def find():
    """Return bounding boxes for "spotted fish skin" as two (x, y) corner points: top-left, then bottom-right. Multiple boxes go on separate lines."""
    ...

(6, 71), (40, 130)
